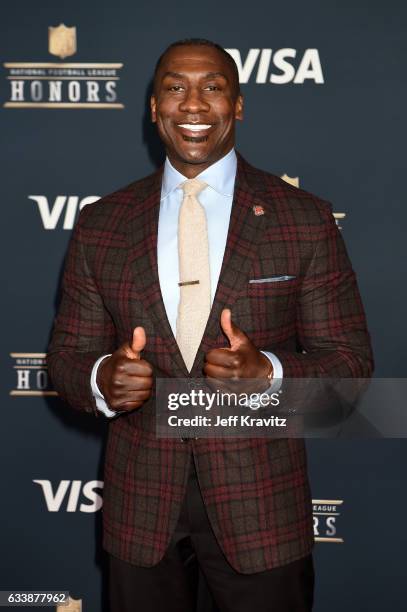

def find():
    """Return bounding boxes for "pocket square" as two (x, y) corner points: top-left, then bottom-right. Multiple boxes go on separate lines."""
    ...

(249, 275), (296, 284)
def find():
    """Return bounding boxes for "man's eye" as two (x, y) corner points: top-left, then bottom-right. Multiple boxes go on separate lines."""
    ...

(204, 85), (220, 91)
(169, 85), (184, 92)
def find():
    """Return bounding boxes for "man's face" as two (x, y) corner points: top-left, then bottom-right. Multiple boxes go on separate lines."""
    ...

(151, 45), (243, 176)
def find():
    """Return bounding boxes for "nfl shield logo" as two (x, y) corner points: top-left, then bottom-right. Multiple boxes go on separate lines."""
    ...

(48, 24), (77, 59)
(252, 205), (265, 216)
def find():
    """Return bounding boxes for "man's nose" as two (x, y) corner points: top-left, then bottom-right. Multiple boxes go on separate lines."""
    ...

(179, 87), (210, 113)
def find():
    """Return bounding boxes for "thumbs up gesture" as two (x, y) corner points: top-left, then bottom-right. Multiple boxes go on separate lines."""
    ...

(97, 326), (153, 412)
(203, 309), (272, 392)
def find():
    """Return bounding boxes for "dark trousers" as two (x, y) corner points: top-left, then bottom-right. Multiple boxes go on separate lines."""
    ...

(109, 457), (314, 612)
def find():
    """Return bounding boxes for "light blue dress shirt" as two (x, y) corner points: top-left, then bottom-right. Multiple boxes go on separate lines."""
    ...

(92, 148), (282, 417)
(158, 147), (236, 333)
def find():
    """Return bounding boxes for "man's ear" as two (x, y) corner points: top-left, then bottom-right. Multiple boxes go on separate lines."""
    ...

(150, 95), (157, 123)
(235, 94), (244, 121)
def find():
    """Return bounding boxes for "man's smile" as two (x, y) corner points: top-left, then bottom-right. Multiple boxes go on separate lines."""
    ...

(178, 123), (212, 131)
(176, 123), (214, 138)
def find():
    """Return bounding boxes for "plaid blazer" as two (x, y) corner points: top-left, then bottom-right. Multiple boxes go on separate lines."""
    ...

(47, 154), (373, 573)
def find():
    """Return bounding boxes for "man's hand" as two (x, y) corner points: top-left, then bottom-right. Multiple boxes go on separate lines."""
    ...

(203, 309), (272, 392)
(97, 327), (153, 412)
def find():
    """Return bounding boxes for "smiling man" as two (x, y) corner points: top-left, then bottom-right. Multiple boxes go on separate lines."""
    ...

(48, 39), (373, 612)
(151, 43), (242, 172)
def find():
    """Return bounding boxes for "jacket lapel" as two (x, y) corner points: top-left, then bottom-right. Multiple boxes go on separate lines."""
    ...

(190, 154), (268, 375)
(125, 166), (188, 375)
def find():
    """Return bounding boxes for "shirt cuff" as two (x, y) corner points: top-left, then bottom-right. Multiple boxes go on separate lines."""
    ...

(90, 354), (119, 418)
(260, 350), (283, 394)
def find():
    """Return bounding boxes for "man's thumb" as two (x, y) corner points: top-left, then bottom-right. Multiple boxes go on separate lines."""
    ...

(220, 309), (245, 349)
(128, 326), (146, 358)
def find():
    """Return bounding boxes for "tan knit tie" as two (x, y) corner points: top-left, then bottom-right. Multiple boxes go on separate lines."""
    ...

(176, 179), (211, 371)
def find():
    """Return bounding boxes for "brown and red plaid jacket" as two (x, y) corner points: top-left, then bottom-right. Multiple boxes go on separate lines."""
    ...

(47, 154), (373, 573)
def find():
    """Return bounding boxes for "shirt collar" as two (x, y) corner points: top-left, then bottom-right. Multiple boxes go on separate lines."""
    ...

(161, 148), (237, 200)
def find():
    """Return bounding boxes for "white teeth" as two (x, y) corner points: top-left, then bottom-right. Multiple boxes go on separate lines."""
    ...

(178, 124), (212, 131)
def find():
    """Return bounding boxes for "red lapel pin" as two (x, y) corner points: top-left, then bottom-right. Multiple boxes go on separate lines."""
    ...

(253, 205), (265, 216)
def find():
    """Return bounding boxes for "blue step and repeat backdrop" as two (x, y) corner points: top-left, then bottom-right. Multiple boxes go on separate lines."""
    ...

(1, 1), (406, 610)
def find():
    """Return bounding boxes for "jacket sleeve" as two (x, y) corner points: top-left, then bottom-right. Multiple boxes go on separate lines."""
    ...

(47, 206), (117, 416)
(272, 204), (374, 378)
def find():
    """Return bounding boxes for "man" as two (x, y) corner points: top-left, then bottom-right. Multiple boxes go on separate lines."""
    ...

(48, 39), (373, 611)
